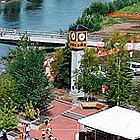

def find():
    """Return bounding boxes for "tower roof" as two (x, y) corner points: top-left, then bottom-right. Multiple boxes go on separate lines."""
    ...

(69, 25), (88, 31)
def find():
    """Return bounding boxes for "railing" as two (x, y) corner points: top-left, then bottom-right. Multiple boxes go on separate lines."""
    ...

(0, 28), (68, 39)
(0, 28), (104, 42)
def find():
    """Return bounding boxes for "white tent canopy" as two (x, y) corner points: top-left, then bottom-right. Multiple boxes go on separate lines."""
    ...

(78, 106), (140, 140)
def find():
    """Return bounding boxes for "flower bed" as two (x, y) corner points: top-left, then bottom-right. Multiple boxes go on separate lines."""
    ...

(107, 13), (140, 19)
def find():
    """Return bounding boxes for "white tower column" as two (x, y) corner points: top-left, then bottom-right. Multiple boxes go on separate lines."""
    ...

(70, 50), (84, 96)
(69, 24), (88, 97)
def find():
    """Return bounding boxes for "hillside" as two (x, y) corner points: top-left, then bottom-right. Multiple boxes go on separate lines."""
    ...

(95, 1), (140, 36)
(117, 2), (140, 15)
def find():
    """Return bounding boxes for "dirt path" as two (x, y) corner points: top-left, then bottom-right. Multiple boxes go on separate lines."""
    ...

(95, 19), (140, 36)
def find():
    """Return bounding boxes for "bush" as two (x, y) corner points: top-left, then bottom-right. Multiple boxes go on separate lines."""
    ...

(0, 104), (18, 131)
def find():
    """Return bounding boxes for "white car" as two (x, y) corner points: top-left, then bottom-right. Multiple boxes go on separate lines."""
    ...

(130, 62), (140, 75)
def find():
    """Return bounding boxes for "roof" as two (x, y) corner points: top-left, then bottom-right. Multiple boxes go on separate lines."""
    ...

(78, 106), (140, 140)
(69, 25), (88, 31)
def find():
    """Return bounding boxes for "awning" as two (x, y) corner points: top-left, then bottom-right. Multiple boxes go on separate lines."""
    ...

(78, 106), (140, 140)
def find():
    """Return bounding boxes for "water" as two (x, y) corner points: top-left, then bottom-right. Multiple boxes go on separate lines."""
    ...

(0, 0), (112, 73)
(0, 0), (112, 31)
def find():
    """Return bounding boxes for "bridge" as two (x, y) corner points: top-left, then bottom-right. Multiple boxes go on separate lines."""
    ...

(0, 28), (105, 47)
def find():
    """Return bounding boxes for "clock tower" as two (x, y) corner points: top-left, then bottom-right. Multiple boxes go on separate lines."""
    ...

(70, 25), (88, 49)
(69, 25), (88, 96)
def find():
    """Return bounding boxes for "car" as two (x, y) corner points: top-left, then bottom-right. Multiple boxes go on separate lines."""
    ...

(129, 61), (140, 75)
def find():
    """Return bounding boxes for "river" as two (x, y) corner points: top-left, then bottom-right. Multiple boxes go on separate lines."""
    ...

(0, 0), (112, 72)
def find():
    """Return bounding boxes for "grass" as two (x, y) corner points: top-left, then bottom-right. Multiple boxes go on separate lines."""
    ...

(101, 2), (140, 29)
(120, 17), (140, 21)
(117, 2), (140, 15)
(101, 17), (121, 28)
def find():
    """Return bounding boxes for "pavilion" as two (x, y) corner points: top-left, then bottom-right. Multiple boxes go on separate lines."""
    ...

(78, 106), (140, 140)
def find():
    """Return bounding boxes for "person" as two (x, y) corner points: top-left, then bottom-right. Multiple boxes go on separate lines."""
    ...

(37, 108), (41, 118)
(26, 123), (30, 139)
(75, 132), (79, 140)
(45, 119), (52, 136)
(46, 122), (52, 136)
(41, 129), (46, 140)
(1, 128), (8, 140)
(44, 118), (49, 126)
(129, 50), (133, 58)
(48, 135), (55, 140)
(22, 123), (26, 139)
(102, 84), (105, 94)
(27, 132), (30, 140)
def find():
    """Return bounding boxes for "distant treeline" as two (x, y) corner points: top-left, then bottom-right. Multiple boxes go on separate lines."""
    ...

(75, 0), (140, 32)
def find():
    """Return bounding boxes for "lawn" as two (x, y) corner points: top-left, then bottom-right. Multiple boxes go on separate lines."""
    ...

(117, 2), (140, 15)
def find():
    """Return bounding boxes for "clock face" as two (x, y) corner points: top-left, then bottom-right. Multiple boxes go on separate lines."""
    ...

(78, 33), (86, 41)
(71, 32), (76, 41)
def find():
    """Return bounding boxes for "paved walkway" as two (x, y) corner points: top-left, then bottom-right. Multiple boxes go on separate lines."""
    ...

(18, 100), (99, 140)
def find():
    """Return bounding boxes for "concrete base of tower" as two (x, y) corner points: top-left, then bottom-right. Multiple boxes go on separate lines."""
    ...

(69, 89), (84, 97)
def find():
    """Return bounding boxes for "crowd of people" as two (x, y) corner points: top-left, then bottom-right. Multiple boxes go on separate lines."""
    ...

(0, 108), (58, 140)
(21, 116), (57, 140)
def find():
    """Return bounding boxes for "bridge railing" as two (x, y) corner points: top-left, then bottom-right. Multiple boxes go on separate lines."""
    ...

(88, 34), (104, 42)
(0, 28), (105, 42)
(0, 28), (68, 39)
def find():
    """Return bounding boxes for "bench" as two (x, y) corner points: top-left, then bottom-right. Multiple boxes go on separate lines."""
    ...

(81, 102), (105, 110)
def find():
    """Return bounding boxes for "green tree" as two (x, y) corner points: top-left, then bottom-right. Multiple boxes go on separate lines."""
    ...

(76, 13), (103, 32)
(0, 103), (18, 131)
(5, 34), (53, 108)
(0, 74), (21, 108)
(51, 47), (71, 88)
(74, 48), (104, 96)
(105, 31), (133, 105)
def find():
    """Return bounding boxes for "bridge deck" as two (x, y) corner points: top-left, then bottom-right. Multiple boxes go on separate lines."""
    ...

(0, 28), (104, 47)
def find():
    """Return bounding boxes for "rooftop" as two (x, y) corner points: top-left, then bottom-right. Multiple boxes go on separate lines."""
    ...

(69, 25), (88, 31)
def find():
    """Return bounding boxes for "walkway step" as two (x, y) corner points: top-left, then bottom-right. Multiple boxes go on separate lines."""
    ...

(61, 111), (85, 120)
(18, 118), (40, 130)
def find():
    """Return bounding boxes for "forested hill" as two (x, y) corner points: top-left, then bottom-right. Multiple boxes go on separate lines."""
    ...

(74, 0), (140, 32)
(117, 2), (140, 14)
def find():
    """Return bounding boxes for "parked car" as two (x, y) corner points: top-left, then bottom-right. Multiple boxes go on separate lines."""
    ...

(129, 61), (140, 75)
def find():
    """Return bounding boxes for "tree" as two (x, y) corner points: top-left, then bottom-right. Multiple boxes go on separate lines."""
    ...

(74, 48), (104, 96)
(51, 47), (71, 88)
(5, 34), (53, 108)
(0, 103), (18, 131)
(0, 74), (21, 108)
(105, 31), (133, 105)
(0, 74), (19, 131)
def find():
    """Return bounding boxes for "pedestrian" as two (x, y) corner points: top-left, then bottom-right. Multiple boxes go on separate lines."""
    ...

(37, 108), (41, 118)
(102, 84), (105, 94)
(22, 123), (26, 139)
(44, 118), (49, 126)
(27, 132), (30, 140)
(26, 123), (30, 139)
(1, 128), (8, 140)
(45, 119), (52, 136)
(41, 129), (46, 140)
(48, 135), (55, 140)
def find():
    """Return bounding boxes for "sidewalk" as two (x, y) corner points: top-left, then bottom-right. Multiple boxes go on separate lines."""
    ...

(18, 100), (99, 140)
